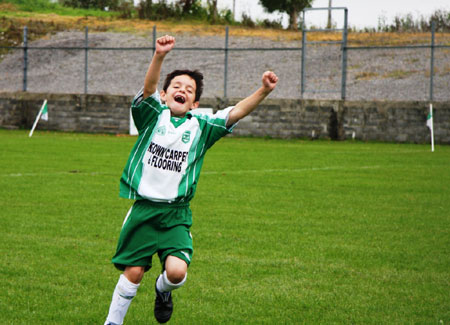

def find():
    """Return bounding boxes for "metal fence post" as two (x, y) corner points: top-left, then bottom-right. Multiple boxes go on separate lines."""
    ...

(300, 11), (306, 98)
(23, 26), (28, 92)
(429, 21), (435, 102)
(341, 8), (348, 100)
(224, 26), (229, 98)
(152, 25), (156, 55)
(84, 26), (88, 94)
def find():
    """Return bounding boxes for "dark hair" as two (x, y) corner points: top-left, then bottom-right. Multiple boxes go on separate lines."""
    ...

(163, 69), (204, 102)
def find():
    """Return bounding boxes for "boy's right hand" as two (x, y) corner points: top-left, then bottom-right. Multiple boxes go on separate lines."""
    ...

(155, 35), (175, 55)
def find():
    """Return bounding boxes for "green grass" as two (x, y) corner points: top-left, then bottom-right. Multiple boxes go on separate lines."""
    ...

(0, 129), (449, 324)
(1, 0), (118, 17)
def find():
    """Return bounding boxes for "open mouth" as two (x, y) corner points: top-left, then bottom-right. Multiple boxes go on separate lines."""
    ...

(174, 95), (186, 104)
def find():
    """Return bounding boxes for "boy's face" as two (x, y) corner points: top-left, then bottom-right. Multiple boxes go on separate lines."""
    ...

(161, 74), (199, 117)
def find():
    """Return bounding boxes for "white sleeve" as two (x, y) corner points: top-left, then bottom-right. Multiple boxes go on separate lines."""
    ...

(132, 87), (161, 106)
(218, 106), (239, 131)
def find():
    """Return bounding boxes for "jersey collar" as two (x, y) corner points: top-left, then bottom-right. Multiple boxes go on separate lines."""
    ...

(170, 111), (192, 128)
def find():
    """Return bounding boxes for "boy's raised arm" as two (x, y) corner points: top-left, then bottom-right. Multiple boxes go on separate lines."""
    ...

(226, 71), (278, 127)
(143, 35), (175, 99)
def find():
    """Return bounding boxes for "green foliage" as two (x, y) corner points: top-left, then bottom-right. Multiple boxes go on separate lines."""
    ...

(241, 12), (255, 28)
(1, 0), (59, 11)
(377, 9), (450, 32)
(205, 0), (218, 23)
(1, 130), (449, 323)
(218, 8), (234, 25)
(0, 0), (119, 17)
(58, 0), (135, 18)
(136, 1), (181, 21)
(241, 12), (283, 29)
(429, 9), (450, 31)
(259, 0), (313, 29)
(136, 0), (234, 24)
(259, 0), (312, 13)
(58, 0), (122, 10)
(257, 17), (283, 29)
(0, 0), (283, 29)
(137, 0), (172, 20)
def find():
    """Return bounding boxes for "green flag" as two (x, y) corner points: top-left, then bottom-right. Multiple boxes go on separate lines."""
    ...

(41, 101), (48, 121)
(426, 111), (432, 130)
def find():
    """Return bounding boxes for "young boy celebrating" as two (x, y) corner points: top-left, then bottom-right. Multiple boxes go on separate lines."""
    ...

(105, 35), (278, 324)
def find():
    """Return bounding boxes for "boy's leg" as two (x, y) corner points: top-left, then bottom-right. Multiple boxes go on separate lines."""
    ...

(153, 210), (192, 323)
(154, 256), (188, 323)
(105, 266), (144, 325)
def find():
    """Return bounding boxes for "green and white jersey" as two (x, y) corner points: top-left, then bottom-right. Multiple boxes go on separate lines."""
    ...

(120, 89), (236, 204)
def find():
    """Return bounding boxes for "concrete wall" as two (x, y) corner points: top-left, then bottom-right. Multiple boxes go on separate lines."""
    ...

(0, 92), (130, 133)
(1, 92), (448, 144)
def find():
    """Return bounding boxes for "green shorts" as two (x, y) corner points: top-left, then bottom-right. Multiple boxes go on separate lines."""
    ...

(112, 199), (193, 272)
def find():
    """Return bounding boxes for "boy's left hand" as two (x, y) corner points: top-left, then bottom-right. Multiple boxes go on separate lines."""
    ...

(155, 35), (175, 55)
(262, 71), (278, 92)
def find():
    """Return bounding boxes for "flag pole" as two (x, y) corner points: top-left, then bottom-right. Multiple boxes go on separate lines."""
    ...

(29, 99), (47, 137)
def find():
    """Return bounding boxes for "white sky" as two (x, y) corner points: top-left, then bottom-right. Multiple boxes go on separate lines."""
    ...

(218, 0), (450, 29)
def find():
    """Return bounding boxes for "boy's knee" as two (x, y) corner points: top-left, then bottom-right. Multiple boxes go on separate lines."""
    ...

(166, 268), (186, 284)
(124, 266), (145, 284)
(165, 255), (188, 284)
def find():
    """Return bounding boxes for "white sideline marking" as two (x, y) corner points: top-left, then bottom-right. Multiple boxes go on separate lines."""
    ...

(1, 165), (380, 178)
(202, 165), (380, 175)
(1, 171), (106, 177)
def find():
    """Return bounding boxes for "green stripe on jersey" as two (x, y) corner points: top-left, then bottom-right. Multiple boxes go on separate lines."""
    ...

(178, 127), (204, 200)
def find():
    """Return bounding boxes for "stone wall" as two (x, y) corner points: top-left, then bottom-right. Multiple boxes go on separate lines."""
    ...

(0, 92), (448, 144)
(0, 92), (130, 133)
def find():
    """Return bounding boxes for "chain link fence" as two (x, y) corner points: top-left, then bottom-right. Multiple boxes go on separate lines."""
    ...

(1, 12), (449, 101)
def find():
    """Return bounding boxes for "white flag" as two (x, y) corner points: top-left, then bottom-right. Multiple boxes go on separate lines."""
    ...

(29, 100), (48, 137)
(427, 104), (434, 152)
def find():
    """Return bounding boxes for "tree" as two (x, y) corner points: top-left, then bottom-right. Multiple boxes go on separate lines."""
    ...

(137, 0), (152, 19)
(178, 0), (195, 14)
(259, 0), (314, 30)
(326, 0), (332, 29)
(207, 0), (218, 23)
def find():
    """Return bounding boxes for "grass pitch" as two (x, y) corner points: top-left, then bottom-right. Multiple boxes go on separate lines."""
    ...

(0, 129), (449, 324)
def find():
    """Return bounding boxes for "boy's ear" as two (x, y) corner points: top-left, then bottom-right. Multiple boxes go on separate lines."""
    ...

(160, 90), (166, 102)
(192, 101), (200, 109)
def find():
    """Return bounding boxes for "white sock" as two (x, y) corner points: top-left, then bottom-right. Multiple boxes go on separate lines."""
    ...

(156, 270), (187, 293)
(105, 274), (140, 325)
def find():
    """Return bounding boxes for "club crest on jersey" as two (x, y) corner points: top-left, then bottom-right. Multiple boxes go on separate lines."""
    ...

(182, 131), (191, 143)
(156, 125), (166, 136)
